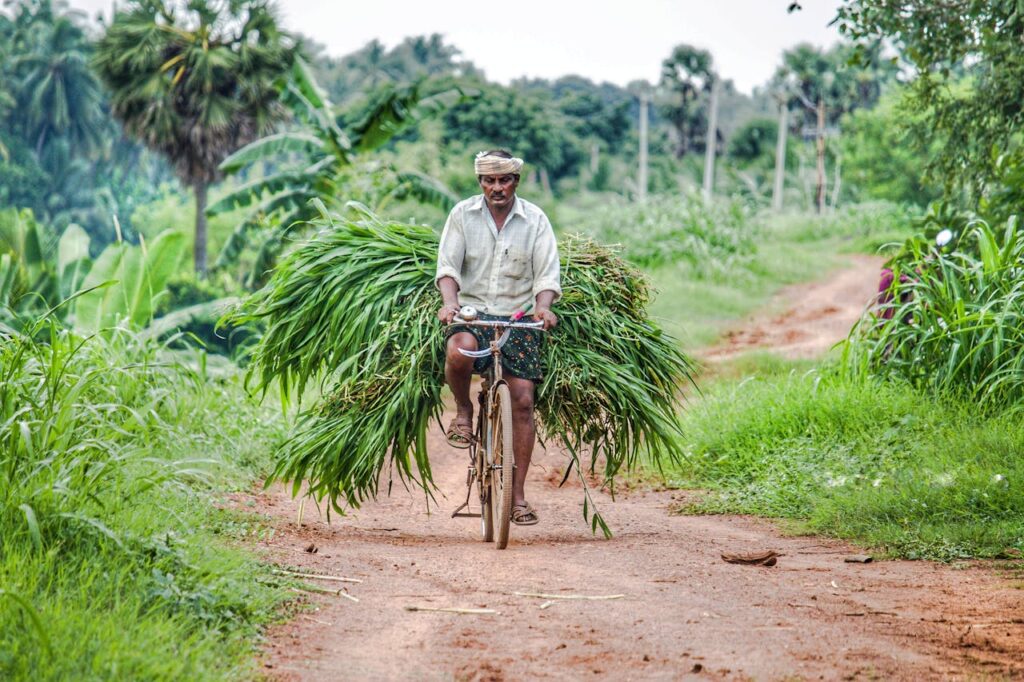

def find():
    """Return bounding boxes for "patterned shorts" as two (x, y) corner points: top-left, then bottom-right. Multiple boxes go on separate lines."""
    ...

(445, 312), (544, 381)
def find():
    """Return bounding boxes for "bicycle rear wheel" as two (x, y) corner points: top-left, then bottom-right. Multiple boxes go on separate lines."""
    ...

(491, 383), (514, 549)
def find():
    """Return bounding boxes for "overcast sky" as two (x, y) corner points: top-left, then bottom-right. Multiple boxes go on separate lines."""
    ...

(67, 0), (844, 94)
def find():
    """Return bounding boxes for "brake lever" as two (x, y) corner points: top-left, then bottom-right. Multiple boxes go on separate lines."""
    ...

(457, 328), (511, 358)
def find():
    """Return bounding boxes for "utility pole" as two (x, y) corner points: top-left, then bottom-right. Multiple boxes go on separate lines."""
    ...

(772, 101), (788, 212)
(815, 97), (826, 214)
(830, 153), (842, 212)
(638, 91), (649, 203)
(702, 77), (721, 204)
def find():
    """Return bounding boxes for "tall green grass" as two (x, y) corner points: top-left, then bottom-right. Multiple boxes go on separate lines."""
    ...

(772, 201), (920, 254)
(846, 218), (1024, 407)
(0, 320), (287, 679)
(559, 193), (758, 273)
(668, 364), (1024, 560)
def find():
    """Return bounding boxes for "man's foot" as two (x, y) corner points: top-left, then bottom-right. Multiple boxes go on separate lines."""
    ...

(445, 417), (473, 449)
(511, 503), (539, 526)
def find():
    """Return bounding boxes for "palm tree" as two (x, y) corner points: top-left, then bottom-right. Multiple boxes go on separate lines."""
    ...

(658, 44), (714, 157)
(93, 0), (296, 276)
(12, 8), (106, 158)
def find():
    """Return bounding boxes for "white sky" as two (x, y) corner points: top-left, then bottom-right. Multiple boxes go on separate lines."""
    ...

(68, 0), (843, 94)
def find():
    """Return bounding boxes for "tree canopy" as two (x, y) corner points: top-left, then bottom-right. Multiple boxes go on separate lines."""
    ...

(94, 0), (296, 275)
(836, 0), (1024, 192)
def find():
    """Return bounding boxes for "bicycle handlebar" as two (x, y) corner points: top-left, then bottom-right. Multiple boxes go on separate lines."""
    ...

(452, 316), (546, 331)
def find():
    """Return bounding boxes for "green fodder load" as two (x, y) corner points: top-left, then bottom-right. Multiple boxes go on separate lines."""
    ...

(235, 204), (695, 519)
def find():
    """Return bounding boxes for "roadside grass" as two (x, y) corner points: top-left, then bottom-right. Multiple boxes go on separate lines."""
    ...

(0, 323), (289, 680)
(665, 359), (1024, 561)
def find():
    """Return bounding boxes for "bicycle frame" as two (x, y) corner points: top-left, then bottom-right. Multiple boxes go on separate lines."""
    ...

(449, 317), (543, 541)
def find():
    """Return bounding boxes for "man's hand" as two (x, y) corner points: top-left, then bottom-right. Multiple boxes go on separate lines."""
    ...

(438, 304), (460, 325)
(533, 308), (558, 330)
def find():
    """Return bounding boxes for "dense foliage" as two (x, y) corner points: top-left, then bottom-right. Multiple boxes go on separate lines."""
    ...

(837, 0), (1024, 193)
(0, 0), (167, 242)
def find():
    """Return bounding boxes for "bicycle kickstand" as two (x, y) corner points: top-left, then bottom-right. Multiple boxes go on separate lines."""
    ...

(451, 469), (481, 518)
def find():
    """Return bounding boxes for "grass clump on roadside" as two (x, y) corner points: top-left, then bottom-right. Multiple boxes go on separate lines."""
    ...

(847, 218), (1024, 407)
(0, 321), (288, 680)
(667, 364), (1024, 561)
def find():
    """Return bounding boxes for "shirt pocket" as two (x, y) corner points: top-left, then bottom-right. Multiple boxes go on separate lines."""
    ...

(503, 247), (531, 279)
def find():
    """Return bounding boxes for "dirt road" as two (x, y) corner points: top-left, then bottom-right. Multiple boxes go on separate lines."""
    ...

(703, 254), (885, 362)
(253, 257), (1024, 680)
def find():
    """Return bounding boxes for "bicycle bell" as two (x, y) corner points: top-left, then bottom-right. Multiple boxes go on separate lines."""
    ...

(459, 305), (479, 321)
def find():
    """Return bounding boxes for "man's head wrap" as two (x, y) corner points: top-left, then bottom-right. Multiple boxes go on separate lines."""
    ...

(474, 151), (524, 176)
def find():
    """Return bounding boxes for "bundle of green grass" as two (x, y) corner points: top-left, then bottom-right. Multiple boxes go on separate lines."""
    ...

(235, 203), (695, 517)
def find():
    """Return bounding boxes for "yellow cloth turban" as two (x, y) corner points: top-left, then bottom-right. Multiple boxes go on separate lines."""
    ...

(474, 152), (524, 176)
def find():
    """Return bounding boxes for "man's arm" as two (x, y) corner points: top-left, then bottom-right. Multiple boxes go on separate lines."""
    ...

(437, 276), (461, 324)
(436, 206), (465, 324)
(534, 289), (558, 330)
(532, 213), (561, 330)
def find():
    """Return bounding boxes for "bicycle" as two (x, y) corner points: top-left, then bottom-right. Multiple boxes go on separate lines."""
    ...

(449, 306), (545, 549)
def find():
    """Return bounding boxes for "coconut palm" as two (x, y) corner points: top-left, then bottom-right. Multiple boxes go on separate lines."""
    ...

(93, 0), (296, 276)
(11, 7), (105, 157)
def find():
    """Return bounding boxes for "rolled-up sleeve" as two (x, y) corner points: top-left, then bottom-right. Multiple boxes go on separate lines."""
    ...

(531, 214), (561, 304)
(435, 207), (465, 290)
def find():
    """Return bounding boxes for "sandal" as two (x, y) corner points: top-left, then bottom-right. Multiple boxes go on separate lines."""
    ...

(445, 418), (473, 449)
(511, 503), (539, 526)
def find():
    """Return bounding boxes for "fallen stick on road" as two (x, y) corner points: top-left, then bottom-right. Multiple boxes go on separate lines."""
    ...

(290, 585), (360, 602)
(274, 568), (363, 583)
(404, 606), (499, 615)
(514, 592), (625, 601)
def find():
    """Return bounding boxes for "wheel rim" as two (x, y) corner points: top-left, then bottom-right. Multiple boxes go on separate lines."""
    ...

(492, 384), (514, 549)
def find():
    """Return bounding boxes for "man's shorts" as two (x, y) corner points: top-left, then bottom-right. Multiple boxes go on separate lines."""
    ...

(444, 312), (544, 382)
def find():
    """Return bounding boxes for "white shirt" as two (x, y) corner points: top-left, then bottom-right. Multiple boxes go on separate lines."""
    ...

(435, 194), (561, 316)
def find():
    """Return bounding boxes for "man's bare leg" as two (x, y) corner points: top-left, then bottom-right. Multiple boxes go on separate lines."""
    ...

(445, 333), (477, 433)
(505, 375), (536, 508)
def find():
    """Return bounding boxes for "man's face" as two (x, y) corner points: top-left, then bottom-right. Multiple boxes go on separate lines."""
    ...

(479, 174), (519, 210)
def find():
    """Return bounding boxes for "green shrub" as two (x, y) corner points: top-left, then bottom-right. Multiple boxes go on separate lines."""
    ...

(559, 194), (757, 275)
(772, 200), (919, 253)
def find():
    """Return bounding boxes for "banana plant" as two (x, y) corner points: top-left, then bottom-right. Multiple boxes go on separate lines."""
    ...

(0, 208), (91, 315)
(0, 208), (54, 309)
(207, 58), (473, 285)
(72, 229), (186, 333)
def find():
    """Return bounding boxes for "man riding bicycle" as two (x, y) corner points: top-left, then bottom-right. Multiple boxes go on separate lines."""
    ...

(435, 150), (561, 527)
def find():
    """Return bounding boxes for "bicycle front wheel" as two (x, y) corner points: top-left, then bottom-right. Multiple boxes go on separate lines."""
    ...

(477, 444), (493, 542)
(491, 383), (514, 549)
